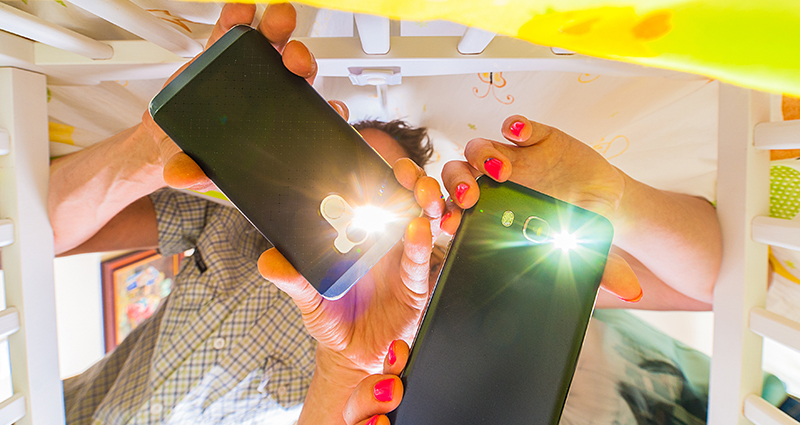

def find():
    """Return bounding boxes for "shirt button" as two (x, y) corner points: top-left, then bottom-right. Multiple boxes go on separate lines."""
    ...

(213, 338), (226, 350)
(277, 386), (287, 398)
(150, 403), (163, 416)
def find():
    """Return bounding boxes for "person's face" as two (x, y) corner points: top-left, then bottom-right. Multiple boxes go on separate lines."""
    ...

(358, 128), (408, 166)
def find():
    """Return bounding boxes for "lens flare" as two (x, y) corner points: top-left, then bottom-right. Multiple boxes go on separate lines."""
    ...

(552, 231), (578, 252)
(352, 205), (393, 233)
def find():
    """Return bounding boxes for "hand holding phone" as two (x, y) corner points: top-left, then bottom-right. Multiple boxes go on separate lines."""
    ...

(150, 25), (421, 299)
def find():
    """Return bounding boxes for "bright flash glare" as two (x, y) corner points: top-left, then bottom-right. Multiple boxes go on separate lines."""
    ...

(552, 231), (578, 252)
(352, 205), (392, 233)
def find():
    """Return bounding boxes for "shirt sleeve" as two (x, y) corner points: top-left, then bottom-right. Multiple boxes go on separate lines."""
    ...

(149, 188), (217, 256)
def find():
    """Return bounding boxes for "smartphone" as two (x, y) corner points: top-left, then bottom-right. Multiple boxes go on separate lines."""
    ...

(387, 177), (614, 425)
(149, 26), (419, 300)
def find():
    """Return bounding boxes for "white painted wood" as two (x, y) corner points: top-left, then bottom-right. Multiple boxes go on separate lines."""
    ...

(708, 86), (772, 425)
(0, 220), (12, 248)
(354, 14), (390, 54)
(744, 395), (797, 425)
(0, 394), (26, 425)
(64, 0), (202, 57)
(457, 27), (497, 54)
(754, 120), (800, 150)
(0, 68), (65, 425)
(0, 128), (8, 155)
(0, 308), (20, 340)
(752, 216), (800, 251)
(750, 307), (800, 354)
(0, 2), (112, 59)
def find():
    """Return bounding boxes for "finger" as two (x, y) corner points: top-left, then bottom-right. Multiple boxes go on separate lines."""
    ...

(400, 217), (434, 295)
(258, 2), (296, 52)
(206, 4), (256, 49)
(163, 152), (217, 192)
(463, 138), (511, 182)
(441, 161), (479, 209)
(329, 100), (350, 121)
(415, 176), (445, 220)
(257, 248), (325, 314)
(343, 375), (404, 425)
(438, 199), (463, 236)
(354, 415), (389, 425)
(501, 115), (557, 147)
(393, 158), (426, 191)
(599, 253), (643, 302)
(383, 340), (410, 375)
(282, 40), (317, 81)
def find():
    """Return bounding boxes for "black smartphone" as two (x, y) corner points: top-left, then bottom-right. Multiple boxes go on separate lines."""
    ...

(149, 26), (419, 300)
(388, 177), (614, 425)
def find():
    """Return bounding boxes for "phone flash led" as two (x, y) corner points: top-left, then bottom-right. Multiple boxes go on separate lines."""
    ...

(352, 205), (392, 233)
(501, 211), (514, 227)
(552, 231), (579, 252)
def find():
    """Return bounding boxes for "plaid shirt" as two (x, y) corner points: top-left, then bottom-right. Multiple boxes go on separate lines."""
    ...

(64, 189), (317, 424)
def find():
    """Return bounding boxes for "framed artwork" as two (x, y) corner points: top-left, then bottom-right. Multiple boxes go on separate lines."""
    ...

(101, 250), (183, 352)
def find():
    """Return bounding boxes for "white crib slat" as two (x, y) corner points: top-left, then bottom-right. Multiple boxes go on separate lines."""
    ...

(0, 220), (12, 248)
(752, 216), (800, 251)
(750, 307), (800, 354)
(0, 2), (113, 59)
(354, 14), (390, 54)
(708, 85), (772, 425)
(64, 0), (202, 58)
(457, 28), (497, 54)
(0, 128), (8, 155)
(744, 395), (797, 425)
(0, 308), (20, 340)
(0, 394), (26, 425)
(754, 120), (800, 150)
(0, 68), (65, 425)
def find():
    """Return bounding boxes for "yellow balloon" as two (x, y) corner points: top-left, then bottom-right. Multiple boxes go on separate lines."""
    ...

(211, 0), (800, 95)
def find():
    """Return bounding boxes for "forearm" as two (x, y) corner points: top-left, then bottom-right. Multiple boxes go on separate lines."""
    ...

(297, 349), (367, 425)
(612, 172), (722, 304)
(49, 124), (165, 254)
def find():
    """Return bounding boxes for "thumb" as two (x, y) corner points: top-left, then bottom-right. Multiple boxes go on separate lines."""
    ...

(599, 253), (643, 302)
(258, 248), (324, 314)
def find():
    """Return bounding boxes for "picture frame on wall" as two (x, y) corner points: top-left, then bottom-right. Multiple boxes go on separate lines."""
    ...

(101, 250), (183, 352)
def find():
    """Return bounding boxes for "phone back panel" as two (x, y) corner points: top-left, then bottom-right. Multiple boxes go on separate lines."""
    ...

(389, 178), (614, 425)
(150, 26), (418, 299)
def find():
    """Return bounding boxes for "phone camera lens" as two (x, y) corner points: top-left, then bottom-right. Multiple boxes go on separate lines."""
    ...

(322, 196), (346, 220)
(345, 223), (369, 245)
(522, 216), (550, 243)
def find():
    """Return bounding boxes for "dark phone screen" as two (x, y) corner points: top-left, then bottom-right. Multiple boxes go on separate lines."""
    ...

(389, 179), (614, 425)
(150, 26), (418, 298)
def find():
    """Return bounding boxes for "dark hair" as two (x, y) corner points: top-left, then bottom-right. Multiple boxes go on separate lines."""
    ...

(352, 119), (434, 167)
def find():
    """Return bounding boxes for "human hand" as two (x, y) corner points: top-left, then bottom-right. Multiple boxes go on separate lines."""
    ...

(140, 3), (346, 191)
(342, 340), (409, 425)
(441, 115), (642, 302)
(258, 159), (457, 379)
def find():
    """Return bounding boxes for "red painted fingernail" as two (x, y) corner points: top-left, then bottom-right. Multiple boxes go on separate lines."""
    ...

(484, 158), (503, 180)
(455, 183), (469, 204)
(374, 378), (395, 402)
(510, 121), (525, 137)
(621, 288), (643, 303)
(439, 212), (452, 230)
(366, 416), (379, 425)
(388, 341), (397, 366)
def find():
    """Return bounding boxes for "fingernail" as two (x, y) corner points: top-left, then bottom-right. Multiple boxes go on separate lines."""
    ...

(621, 288), (643, 303)
(484, 158), (503, 180)
(331, 101), (345, 116)
(388, 341), (397, 366)
(455, 183), (469, 204)
(510, 120), (525, 137)
(439, 212), (452, 230)
(374, 378), (395, 402)
(366, 416), (379, 425)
